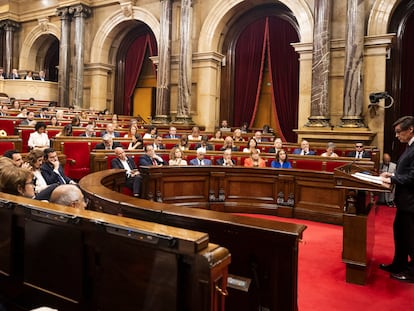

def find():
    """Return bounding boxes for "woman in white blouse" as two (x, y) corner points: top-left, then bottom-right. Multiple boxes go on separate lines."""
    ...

(26, 149), (49, 194)
(28, 122), (50, 151)
(168, 147), (188, 166)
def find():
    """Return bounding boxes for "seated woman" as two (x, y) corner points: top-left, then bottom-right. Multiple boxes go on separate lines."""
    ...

(271, 149), (292, 168)
(232, 128), (245, 142)
(210, 129), (224, 142)
(194, 135), (213, 152)
(220, 136), (239, 152)
(28, 122), (50, 151)
(124, 125), (139, 138)
(56, 124), (73, 137)
(49, 115), (60, 127)
(242, 137), (260, 153)
(188, 126), (202, 140)
(321, 142), (339, 157)
(244, 149), (266, 168)
(143, 125), (158, 139)
(175, 134), (189, 151)
(0, 165), (36, 198)
(169, 147), (188, 166)
(127, 133), (144, 150)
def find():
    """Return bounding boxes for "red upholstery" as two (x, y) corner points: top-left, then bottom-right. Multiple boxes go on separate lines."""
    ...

(0, 119), (18, 135)
(0, 141), (15, 155)
(325, 161), (347, 172)
(19, 128), (33, 152)
(61, 141), (91, 180)
(293, 159), (324, 171)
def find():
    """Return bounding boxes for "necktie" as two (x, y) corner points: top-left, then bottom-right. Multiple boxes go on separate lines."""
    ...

(152, 159), (157, 166)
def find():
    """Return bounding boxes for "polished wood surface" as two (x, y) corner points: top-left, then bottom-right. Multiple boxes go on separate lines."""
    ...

(0, 192), (230, 311)
(79, 169), (306, 311)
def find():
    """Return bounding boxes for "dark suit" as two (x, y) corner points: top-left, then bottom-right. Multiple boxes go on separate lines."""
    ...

(100, 131), (120, 138)
(138, 154), (164, 167)
(346, 150), (371, 158)
(194, 143), (213, 151)
(40, 162), (73, 185)
(165, 134), (180, 139)
(153, 143), (165, 150)
(215, 158), (235, 166)
(390, 143), (414, 271)
(94, 141), (122, 150)
(293, 148), (316, 155)
(111, 157), (142, 196)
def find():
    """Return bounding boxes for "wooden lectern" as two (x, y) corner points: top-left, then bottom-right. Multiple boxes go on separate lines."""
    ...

(334, 164), (391, 285)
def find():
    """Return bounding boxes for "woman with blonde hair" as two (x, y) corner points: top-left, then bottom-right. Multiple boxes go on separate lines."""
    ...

(169, 147), (188, 166)
(244, 149), (266, 168)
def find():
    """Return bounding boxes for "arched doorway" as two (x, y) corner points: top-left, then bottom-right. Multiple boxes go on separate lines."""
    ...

(220, 3), (299, 142)
(114, 22), (157, 117)
(386, 0), (414, 158)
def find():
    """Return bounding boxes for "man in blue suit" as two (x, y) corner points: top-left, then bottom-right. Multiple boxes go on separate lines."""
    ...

(293, 140), (315, 155)
(139, 145), (165, 167)
(189, 149), (212, 166)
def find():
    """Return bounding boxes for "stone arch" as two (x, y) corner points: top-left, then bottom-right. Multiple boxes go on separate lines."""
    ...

(367, 0), (399, 36)
(198, 0), (313, 52)
(19, 22), (60, 70)
(90, 7), (160, 65)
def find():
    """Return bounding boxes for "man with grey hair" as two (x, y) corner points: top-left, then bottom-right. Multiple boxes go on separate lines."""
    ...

(49, 184), (87, 209)
(94, 134), (122, 150)
(79, 124), (96, 137)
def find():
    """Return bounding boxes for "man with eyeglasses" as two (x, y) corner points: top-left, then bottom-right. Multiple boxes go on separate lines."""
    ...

(50, 184), (88, 210)
(347, 142), (371, 159)
(379, 116), (414, 283)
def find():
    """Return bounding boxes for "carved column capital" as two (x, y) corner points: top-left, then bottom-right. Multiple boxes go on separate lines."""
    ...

(0, 20), (20, 31)
(56, 7), (71, 20)
(69, 4), (92, 19)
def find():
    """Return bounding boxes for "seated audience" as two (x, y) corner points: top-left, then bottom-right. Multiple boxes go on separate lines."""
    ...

(95, 134), (122, 150)
(210, 130), (224, 142)
(111, 147), (142, 197)
(50, 184), (88, 209)
(37, 70), (46, 81)
(79, 124), (95, 137)
(20, 111), (36, 126)
(175, 134), (189, 151)
(347, 142), (371, 159)
(41, 148), (76, 185)
(0, 165), (35, 198)
(143, 125), (158, 139)
(55, 124), (73, 137)
(321, 142), (339, 157)
(0, 67), (5, 79)
(139, 145), (165, 167)
(194, 135), (213, 152)
(165, 126), (180, 139)
(220, 136), (239, 152)
(244, 149), (266, 168)
(254, 130), (267, 143)
(36, 107), (49, 119)
(9, 68), (20, 79)
(169, 147), (188, 166)
(220, 120), (231, 132)
(101, 123), (120, 138)
(26, 149), (55, 194)
(189, 149), (212, 166)
(268, 138), (283, 153)
(71, 116), (81, 127)
(25, 71), (34, 80)
(49, 115), (60, 127)
(240, 122), (249, 133)
(243, 137), (260, 153)
(271, 149), (292, 168)
(28, 122), (50, 151)
(216, 149), (235, 166)
(293, 140), (315, 155)
(124, 125), (139, 138)
(152, 135), (166, 150)
(128, 133), (144, 150)
(188, 126), (202, 140)
(232, 128), (245, 142)
(12, 100), (21, 110)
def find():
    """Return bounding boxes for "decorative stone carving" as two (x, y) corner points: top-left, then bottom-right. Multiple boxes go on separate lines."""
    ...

(38, 18), (50, 32)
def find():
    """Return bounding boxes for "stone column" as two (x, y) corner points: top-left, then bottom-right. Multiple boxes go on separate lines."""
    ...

(174, 0), (194, 124)
(152, 0), (172, 124)
(0, 20), (20, 75)
(341, 0), (366, 128)
(69, 4), (91, 108)
(306, 0), (332, 128)
(57, 8), (72, 107)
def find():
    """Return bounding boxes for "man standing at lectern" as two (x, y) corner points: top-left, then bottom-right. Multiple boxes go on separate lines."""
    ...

(380, 116), (414, 283)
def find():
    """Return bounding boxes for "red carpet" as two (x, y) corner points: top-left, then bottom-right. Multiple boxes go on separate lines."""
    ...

(239, 206), (414, 310)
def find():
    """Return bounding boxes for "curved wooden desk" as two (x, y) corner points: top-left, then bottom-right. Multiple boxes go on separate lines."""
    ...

(80, 169), (306, 311)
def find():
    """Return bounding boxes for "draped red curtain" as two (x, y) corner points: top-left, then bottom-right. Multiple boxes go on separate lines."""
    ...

(123, 34), (157, 115)
(233, 16), (299, 142)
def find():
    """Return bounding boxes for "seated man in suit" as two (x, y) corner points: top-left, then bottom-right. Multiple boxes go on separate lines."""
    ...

(293, 140), (316, 155)
(268, 138), (283, 153)
(194, 135), (213, 152)
(189, 148), (212, 166)
(216, 149), (236, 166)
(111, 147), (142, 197)
(254, 130), (268, 143)
(41, 148), (76, 185)
(152, 135), (166, 150)
(101, 123), (120, 138)
(346, 142), (371, 159)
(139, 145), (165, 167)
(79, 124), (96, 137)
(50, 184), (88, 209)
(164, 126), (180, 139)
(95, 134), (122, 150)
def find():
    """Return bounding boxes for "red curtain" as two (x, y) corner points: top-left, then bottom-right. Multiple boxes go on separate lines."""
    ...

(124, 34), (157, 115)
(233, 16), (299, 142)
